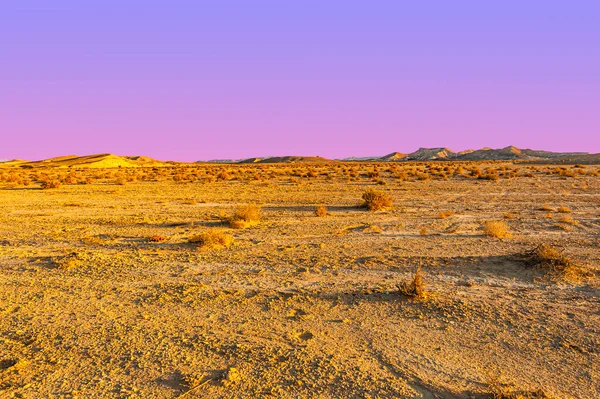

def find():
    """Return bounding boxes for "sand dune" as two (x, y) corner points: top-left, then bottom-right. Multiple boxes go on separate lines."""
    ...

(1, 154), (169, 169)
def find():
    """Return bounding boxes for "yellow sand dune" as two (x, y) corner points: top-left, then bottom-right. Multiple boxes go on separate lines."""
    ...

(0, 159), (29, 167)
(1, 154), (170, 168)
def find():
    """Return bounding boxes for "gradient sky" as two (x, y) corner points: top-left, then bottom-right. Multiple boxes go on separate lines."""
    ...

(1, 1), (599, 161)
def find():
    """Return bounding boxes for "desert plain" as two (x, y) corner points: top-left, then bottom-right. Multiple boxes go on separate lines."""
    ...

(0, 160), (599, 398)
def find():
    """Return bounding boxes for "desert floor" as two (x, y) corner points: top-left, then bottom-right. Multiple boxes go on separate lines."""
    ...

(1, 163), (599, 398)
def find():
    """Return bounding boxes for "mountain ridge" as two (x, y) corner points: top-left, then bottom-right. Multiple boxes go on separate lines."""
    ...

(1, 147), (598, 168)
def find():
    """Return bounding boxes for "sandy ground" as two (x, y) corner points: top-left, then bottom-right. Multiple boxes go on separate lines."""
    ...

(0, 164), (599, 398)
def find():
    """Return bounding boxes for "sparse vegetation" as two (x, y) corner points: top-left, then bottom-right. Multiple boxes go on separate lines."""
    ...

(189, 229), (234, 249)
(148, 234), (168, 243)
(557, 214), (578, 225)
(40, 179), (61, 189)
(438, 210), (455, 219)
(0, 160), (598, 398)
(483, 220), (511, 238)
(526, 244), (589, 282)
(361, 189), (393, 211)
(227, 204), (262, 229)
(314, 205), (328, 217)
(397, 265), (426, 298)
(52, 252), (87, 269)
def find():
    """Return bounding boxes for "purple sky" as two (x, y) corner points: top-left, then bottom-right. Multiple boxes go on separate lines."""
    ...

(1, 1), (599, 161)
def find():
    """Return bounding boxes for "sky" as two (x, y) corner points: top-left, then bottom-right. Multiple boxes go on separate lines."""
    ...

(1, 0), (599, 161)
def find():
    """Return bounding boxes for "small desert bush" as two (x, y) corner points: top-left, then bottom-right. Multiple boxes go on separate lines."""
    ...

(483, 220), (511, 238)
(361, 189), (393, 211)
(189, 229), (234, 249)
(40, 179), (61, 189)
(53, 252), (88, 270)
(314, 205), (328, 217)
(397, 265), (426, 298)
(557, 214), (578, 225)
(217, 170), (231, 180)
(479, 173), (500, 181)
(438, 210), (455, 219)
(557, 206), (572, 213)
(419, 227), (428, 236)
(526, 244), (589, 282)
(227, 204), (262, 229)
(148, 234), (168, 243)
(363, 224), (383, 234)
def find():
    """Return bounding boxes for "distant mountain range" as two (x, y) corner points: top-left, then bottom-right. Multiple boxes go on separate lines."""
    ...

(1, 147), (598, 169)
(200, 146), (598, 164)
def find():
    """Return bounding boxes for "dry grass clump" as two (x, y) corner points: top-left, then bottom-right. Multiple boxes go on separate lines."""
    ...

(362, 224), (383, 234)
(188, 229), (234, 249)
(397, 265), (426, 298)
(227, 204), (262, 229)
(483, 220), (512, 238)
(479, 173), (500, 181)
(361, 189), (393, 211)
(40, 179), (61, 189)
(557, 206), (572, 213)
(314, 205), (328, 217)
(557, 214), (578, 225)
(527, 244), (589, 282)
(438, 210), (455, 219)
(538, 204), (554, 212)
(148, 234), (168, 243)
(53, 252), (88, 270)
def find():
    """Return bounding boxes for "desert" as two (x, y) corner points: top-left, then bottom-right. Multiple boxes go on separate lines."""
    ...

(1, 157), (599, 398)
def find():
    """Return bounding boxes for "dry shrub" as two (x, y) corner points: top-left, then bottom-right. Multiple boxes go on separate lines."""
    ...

(189, 229), (234, 249)
(361, 189), (393, 211)
(527, 244), (590, 282)
(227, 204), (262, 229)
(557, 214), (578, 225)
(314, 205), (328, 217)
(479, 173), (500, 181)
(363, 224), (383, 234)
(217, 170), (231, 180)
(419, 227), (428, 236)
(148, 234), (168, 243)
(40, 179), (61, 189)
(557, 206), (572, 213)
(483, 220), (511, 238)
(538, 204), (554, 212)
(438, 210), (455, 219)
(53, 252), (88, 270)
(397, 265), (425, 298)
